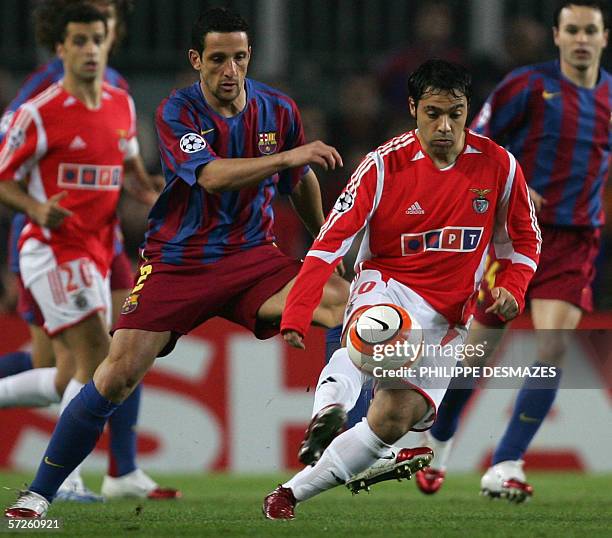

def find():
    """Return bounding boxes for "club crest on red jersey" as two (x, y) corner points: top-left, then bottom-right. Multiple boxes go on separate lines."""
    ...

(258, 132), (277, 155)
(470, 188), (491, 214)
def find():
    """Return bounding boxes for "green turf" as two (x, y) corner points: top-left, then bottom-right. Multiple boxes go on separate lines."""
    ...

(0, 472), (610, 537)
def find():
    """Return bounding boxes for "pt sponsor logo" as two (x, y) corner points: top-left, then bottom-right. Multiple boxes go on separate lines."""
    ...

(401, 227), (483, 255)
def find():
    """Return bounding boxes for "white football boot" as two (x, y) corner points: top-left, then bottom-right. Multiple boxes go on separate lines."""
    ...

(480, 460), (533, 503)
(55, 474), (104, 503)
(101, 468), (181, 500)
(346, 447), (433, 493)
(4, 491), (49, 518)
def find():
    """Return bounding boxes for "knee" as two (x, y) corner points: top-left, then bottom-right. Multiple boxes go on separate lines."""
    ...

(93, 354), (140, 403)
(368, 408), (413, 444)
(387, 410), (413, 439)
(536, 339), (567, 365)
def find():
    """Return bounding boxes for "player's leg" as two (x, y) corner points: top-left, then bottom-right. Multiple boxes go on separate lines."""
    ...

(4, 328), (169, 518)
(105, 251), (141, 482)
(289, 272), (381, 465)
(415, 252), (506, 494)
(481, 299), (578, 502)
(0, 294), (69, 408)
(0, 350), (33, 378)
(482, 227), (597, 501)
(0, 280), (50, 378)
(415, 320), (505, 494)
(264, 387), (430, 519)
(100, 250), (179, 499)
(49, 312), (112, 503)
(317, 275), (372, 429)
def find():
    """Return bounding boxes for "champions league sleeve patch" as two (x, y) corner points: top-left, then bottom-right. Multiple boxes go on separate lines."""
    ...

(7, 126), (25, 150)
(334, 191), (355, 213)
(180, 132), (207, 153)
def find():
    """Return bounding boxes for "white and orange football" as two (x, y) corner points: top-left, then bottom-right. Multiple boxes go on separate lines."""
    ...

(346, 304), (423, 376)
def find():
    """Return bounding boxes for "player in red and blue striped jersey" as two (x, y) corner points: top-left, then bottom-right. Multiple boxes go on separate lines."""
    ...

(4, 7), (348, 518)
(148, 76), (311, 265)
(416, 0), (610, 502)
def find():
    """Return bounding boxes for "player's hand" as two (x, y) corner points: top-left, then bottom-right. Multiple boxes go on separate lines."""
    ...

(283, 330), (305, 350)
(485, 287), (519, 321)
(528, 187), (547, 212)
(124, 175), (163, 206)
(284, 141), (343, 171)
(31, 191), (73, 229)
(335, 260), (346, 277)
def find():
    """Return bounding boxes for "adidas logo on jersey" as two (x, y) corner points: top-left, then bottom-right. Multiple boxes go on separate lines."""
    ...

(406, 201), (425, 215)
(69, 136), (87, 150)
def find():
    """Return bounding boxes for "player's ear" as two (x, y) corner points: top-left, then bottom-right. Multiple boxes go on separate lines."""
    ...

(552, 26), (560, 47)
(188, 49), (202, 71)
(56, 43), (65, 60)
(408, 97), (416, 118)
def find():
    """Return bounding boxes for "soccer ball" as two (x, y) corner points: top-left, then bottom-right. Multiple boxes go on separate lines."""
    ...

(346, 304), (423, 376)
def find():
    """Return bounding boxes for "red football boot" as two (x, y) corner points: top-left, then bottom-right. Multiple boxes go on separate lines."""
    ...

(415, 467), (446, 494)
(262, 486), (297, 520)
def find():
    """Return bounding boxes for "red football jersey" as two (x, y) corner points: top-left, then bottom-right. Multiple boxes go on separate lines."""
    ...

(0, 82), (138, 280)
(282, 130), (541, 336)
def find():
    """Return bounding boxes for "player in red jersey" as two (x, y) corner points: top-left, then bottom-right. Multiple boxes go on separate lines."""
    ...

(263, 59), (541, 520)
(0, 0), (175, 503)
(0, 4), (176, 506)
(415, 1), (610, 502)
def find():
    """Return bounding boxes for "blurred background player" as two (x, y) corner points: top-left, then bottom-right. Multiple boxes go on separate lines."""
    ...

(4, 6), (349, 518)
(0, 3), (177, 503)
(415, 0), (610, 502)
(263, 59), (540, 520)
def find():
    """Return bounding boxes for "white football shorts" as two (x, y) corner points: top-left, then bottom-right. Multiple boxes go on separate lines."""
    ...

(22, 254), (111, 336)
(343, 269), (468, 430)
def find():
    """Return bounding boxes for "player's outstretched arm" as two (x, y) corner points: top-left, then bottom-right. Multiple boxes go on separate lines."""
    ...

(197, 140), (342, 193)
(0, 181), (72, 228)
(281, 153), (380, 340)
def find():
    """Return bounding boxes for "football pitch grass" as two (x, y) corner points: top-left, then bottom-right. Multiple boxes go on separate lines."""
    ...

(0, 472), (610, 537)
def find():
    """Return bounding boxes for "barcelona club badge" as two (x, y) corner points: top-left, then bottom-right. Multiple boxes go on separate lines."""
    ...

(469, 188), (491, 214)
(258, 132), (277, 155)
(121, 294), (139, 315)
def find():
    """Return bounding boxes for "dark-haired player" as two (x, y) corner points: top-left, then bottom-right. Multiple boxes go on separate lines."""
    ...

(4, 6), (348, 518)
(263, 59), (540, 520)
(416, 0), (610, 502)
